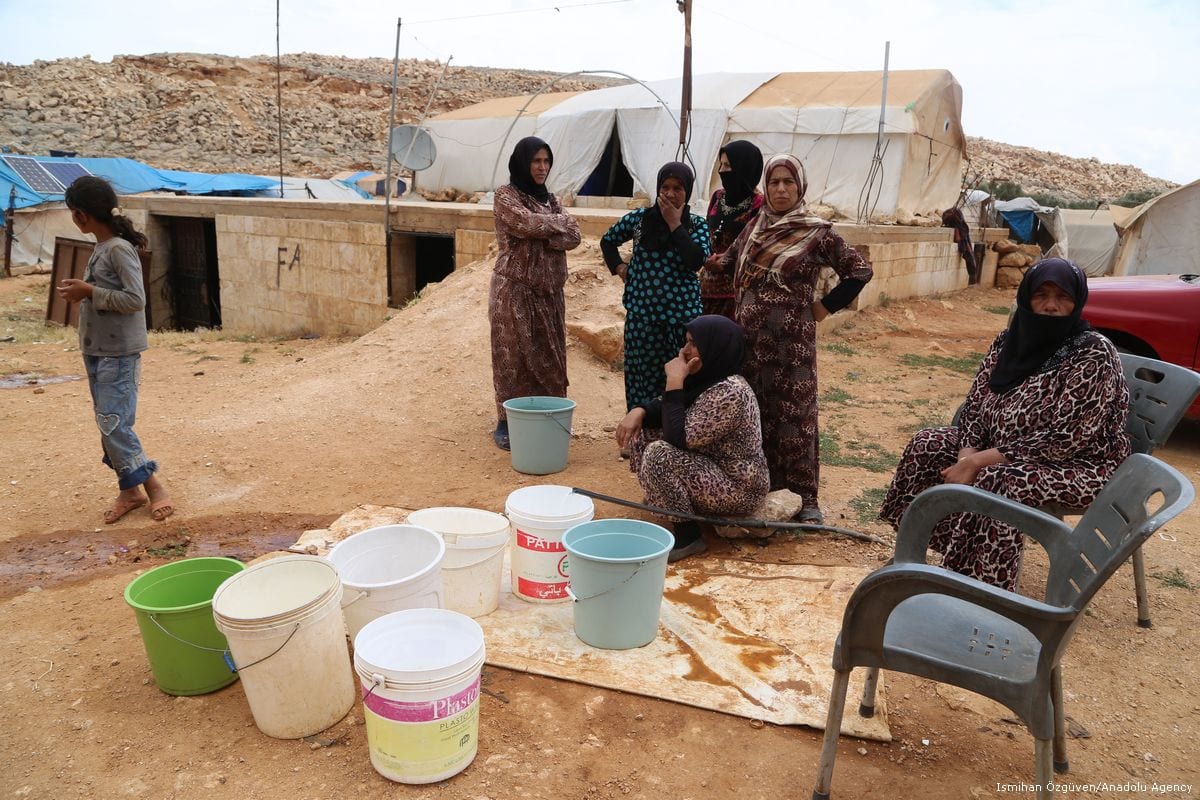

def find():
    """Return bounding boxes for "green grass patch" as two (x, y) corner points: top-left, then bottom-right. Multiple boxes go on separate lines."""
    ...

(240, 349), (256, 364)
(849, 486), (889, 525)
(1151, 568), (1196, 590)
(822, 342), (857, 357)
(820, 430), (897, 473)
(900, 352), (985, 375)
(984, 305), (1012, 316)
(146, 541), (189, 558)
(821, 386), (853, 405)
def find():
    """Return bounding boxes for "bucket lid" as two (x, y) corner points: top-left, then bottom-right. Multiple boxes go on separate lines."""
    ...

(212, 555), (340, 623)
(354, 608), (485, 684)
(406, 507), (509, 549)
(505, 485), (594, 522)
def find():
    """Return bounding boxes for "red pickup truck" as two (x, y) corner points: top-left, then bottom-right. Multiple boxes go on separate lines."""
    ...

(1083, 273), (1200, 418)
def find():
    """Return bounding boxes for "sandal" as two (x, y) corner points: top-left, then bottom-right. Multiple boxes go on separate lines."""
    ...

(104, 497), (147, 524)
(493, 421), (510, 451)
(150, 499), (175, 522)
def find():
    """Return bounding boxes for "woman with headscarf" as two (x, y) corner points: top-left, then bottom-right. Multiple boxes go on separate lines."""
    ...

(701, 140), (764, 319)
(716, 154), (873, 523)
(615, 315), (770, 561)
(489, 136), (582, 450)
(601, 162), (712, 412)
(879, 258), (1129, 591)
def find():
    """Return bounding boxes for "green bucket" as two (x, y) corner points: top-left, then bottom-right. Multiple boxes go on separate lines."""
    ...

(124, 557), (245, 696)
(562, 520), (674, 650)
(502, 396), (576, 475)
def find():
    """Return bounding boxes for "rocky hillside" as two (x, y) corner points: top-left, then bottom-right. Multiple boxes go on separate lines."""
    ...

(0, 53), (1178, 201)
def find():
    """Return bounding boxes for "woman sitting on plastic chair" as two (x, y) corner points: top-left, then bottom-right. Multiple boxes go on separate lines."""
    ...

(878, 258), (1130, 591)
(615, 315), (770, 562)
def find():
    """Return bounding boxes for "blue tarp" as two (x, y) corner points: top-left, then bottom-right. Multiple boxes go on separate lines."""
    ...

(0, 155), (276, 214)
(998, 209), (1036, 243)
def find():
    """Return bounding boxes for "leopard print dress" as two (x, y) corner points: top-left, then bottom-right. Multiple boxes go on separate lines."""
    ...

(878, 329), (1130, 591)
(629, 375), (770, 532)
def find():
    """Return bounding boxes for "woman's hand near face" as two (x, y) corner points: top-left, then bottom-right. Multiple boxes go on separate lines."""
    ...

(664, 353), (700, 389)
(616, 407), (647, 449)
(659, 193), (684, 230)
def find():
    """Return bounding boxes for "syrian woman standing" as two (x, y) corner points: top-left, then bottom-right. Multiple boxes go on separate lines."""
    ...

(601, 162), (711, 413)
(489, 136), (582, 450)
(718, 154), (873, 523)
(701, 140), (764, 319)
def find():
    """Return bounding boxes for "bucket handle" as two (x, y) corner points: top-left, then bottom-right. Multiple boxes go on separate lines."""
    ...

(549, 414), (576, 439)
(147, 614), (302, 675)
(341, 589), (369, 609)
(565, 560), (648, 603)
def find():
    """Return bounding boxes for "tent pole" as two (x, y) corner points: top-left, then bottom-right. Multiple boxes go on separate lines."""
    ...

(677, 0), (693, 163)
(384, 17), (402, 305)
(275, 0), (285, 199)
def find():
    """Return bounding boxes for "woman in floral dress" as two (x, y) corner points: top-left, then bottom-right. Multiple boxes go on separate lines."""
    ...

(878, 258), (1130, 591)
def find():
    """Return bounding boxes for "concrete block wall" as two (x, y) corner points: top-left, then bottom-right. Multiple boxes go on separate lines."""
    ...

(849, 241), (967, 307)
(216, 215), (387, 337)
(455, 229), (497, 268)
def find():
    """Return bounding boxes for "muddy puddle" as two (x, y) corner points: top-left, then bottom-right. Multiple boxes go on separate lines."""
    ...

(0, 512), (335, 599)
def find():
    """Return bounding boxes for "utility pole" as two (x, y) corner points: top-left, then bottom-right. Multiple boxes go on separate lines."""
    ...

(677, 0), (692, 160)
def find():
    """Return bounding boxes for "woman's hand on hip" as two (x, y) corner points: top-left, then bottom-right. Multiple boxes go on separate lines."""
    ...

(617, 262), (628, 283)
(811, 300), (829, 322)
(616, 407), (646, 449)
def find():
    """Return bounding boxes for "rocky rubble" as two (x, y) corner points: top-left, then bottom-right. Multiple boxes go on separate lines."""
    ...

(0, 53), (620, 176)
(0, 53), (1180, 199)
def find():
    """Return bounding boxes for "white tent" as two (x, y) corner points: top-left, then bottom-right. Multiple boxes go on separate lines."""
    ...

(422, 70), (966, 220)
(1056, 208), (1120, 276)
(1110, 180), (1200, 276)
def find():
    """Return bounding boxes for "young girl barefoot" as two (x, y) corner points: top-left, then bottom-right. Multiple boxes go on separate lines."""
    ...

(57, 176), (174, 523)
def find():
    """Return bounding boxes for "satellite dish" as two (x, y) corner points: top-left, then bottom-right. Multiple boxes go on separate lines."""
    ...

(389, 125), (437, 171)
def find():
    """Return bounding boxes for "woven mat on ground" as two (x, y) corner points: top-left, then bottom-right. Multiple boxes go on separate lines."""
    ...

(481, 553), (891, 741)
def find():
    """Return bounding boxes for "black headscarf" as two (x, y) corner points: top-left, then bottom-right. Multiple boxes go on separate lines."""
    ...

(717, 140), (763, 205)
(989, 258), (1091, 394)
(507, 136), (552, 202)
(682, 315), (745, 406)
(640, 161), (695, 250)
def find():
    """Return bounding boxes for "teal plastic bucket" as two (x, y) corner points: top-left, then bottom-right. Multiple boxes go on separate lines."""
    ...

(124, 557), (245, 696)
(502, 396), (576, 475)
(562, 519), (674, 649)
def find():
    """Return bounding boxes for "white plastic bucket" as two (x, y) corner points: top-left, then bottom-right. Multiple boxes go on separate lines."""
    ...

(354, 609), (486, 784)
(504, 485), (594, 603)
(327, 524), (446, 640)
(406, 508), (509, 618)
(212, 556), (356, 739)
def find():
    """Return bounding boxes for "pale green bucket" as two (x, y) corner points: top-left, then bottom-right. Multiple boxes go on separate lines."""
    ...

(502, 396), (576, 475)
(124, 557), (245, 695)
(562, 519), (674, 649)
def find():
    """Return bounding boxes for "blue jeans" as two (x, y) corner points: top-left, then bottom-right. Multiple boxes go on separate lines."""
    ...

(84, 354), (157, 491)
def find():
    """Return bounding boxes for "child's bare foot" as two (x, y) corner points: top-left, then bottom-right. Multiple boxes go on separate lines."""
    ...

(143, 475), (175, 522)
(104, 493), (147, 524)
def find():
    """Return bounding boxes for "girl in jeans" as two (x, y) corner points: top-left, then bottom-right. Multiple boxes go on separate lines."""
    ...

(57, 176), (174, 523)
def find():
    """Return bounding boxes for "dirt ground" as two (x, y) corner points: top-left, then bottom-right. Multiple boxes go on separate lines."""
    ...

(2, 248), (1198, 800)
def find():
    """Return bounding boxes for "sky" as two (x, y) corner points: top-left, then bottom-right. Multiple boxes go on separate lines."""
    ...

(2, 0), (1197, 184)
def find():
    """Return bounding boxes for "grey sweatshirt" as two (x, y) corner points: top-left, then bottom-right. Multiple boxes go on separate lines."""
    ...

(78, 237), (148, 357)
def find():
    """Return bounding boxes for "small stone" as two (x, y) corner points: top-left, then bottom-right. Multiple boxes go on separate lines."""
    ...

(921, 738), (930, 746)
(857, 747), (868, 756)
(634, 714), (644, 721)
(110, 659), (119, 666)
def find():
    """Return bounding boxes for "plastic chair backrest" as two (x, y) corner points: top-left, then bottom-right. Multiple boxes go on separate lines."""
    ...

(1121, 353), (1200, 455)
(1045, 454), (1194, 609)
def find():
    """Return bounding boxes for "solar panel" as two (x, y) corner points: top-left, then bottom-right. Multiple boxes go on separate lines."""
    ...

(2, 156), (64, 193)
(42, 161), (92, 190)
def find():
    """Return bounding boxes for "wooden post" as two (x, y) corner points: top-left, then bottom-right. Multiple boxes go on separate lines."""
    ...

(384, 17), (402, 305)
(677, 0), (693, 158)
(3, 186), (14, 278)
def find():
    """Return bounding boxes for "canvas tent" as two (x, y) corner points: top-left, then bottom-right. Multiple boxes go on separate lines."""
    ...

(1056, 207), (1120, 276)
(422, 70), (965, 220)
(1110, 179), (1200, 276)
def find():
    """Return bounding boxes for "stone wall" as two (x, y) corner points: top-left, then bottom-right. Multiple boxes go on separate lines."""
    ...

(844, 241), (967, 307)
(215, 216), (387, 337)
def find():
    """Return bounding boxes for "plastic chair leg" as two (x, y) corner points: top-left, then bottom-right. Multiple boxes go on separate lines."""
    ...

(859, 667), (880, 717)
(812, 669), (851, 800)
(1051, 666), (1069, 774)
(1132, 546), (1152, 628)
(1034, 738), (1054, 800)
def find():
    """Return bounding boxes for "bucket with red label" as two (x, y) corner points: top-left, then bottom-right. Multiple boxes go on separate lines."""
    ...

(504, 485), (595, 603)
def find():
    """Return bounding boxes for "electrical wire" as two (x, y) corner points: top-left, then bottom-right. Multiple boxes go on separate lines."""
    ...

(407, 0), (635, 26)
